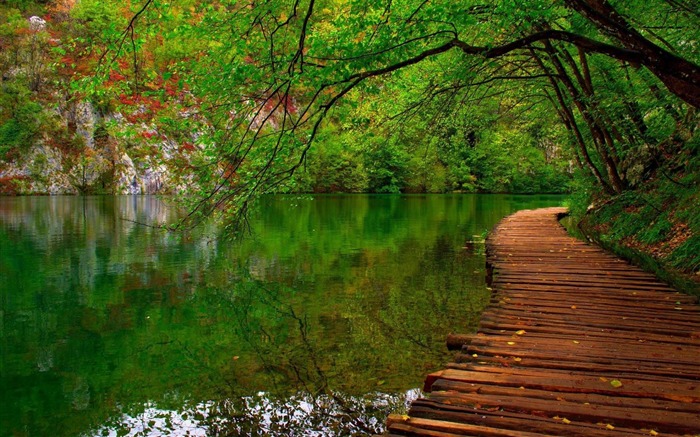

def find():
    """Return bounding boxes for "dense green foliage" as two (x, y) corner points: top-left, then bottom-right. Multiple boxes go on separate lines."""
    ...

(574, 137), (700, 294)
(105, 0), (692, 230)
(0, 0), (578, 198)
(0, 0), (698, 276)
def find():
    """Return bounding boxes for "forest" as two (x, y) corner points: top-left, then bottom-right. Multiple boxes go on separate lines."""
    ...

(1, 1), (699, 435)
(0, 0), (698, 284)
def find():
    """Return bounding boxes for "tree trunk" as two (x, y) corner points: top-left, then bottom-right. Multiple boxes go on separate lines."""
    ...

(531, 49), (615, 194)
(566, 0), (700, 108)
(543, 43), (625, 192)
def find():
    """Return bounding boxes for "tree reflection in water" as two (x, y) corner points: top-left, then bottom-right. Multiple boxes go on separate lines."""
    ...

(94, 389), (420, 436)
(0, 195), (565, 436)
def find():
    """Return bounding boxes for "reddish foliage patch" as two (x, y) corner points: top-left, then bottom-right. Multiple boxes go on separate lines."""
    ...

(0, 175), (29, 195)
(110, 70), (127, 82)
(140, 131), (157, 140)
(179, 142), (196, 153)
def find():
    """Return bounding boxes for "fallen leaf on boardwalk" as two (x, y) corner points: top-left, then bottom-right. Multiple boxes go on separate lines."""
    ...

(515, 330), (526, 335)
(599, 377), (609, 382)
(649, 430), (658, 436)
(606, 424), (615, 430)
(573, 340), (580, 344)
(571, 305), (577, 309)
(610, 379), (623, 388)
(562, 418), (571, 424)
(507, 341), (516, 345)
(472, 354), (478, 358)
(513, 357), (522, 362)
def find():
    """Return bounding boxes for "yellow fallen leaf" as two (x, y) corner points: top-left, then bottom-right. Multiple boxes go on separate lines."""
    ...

(573, 340), (580, 344)
(649, 430), (658, 436)
(562, 418), (571, 424)
(515, 330), (526, 335)
(610, 379), (623, 388)
(472, 354), (478, 358)
(513, 357), (522, 362)
(507, 341), (516, 345)
(599, 377), (609, 382)
(606, 424), (615, 430)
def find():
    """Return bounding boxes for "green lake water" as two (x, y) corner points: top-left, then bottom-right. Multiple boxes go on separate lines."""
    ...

(0, 194), (564, 436)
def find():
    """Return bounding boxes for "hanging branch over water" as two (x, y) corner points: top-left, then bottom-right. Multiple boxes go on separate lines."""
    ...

(103, 0), (699, 230)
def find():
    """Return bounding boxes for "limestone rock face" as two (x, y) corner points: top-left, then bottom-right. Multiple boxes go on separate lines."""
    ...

(4, 101), (196, 195)
(29, 16), (47, 32)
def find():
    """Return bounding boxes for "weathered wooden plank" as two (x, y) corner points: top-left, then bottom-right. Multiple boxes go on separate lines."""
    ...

(476, 327), (700, 347)
(480, 312), (700, 337)
(448, 357), (700, 380)
(387, 415), (552, 437)
(426, 368), (700, 402)
(427, 389), (700, 434)
(482, 307), (700, 331)
(464, 335), (700, 362)
(409, 401), (656, 437)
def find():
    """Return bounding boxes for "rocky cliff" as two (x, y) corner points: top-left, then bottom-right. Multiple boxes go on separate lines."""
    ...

(0, 14), (198, 195)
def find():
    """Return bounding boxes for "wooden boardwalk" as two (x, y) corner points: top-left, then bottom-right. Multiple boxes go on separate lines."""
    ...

(386, 207), (700, 437)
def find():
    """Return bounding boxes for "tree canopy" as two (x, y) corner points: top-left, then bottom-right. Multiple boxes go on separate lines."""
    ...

(107, 0), (691, 229)
(1, 0), (698, 229)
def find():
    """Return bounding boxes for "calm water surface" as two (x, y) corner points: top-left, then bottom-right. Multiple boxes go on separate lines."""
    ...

(0, 194), (564, 436)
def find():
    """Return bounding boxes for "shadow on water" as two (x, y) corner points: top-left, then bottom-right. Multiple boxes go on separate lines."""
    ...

(0, 194), (565, 436)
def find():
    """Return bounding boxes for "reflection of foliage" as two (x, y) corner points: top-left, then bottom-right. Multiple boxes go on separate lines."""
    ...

(0, 194), (564, 436)
(91, 390), (420, 436)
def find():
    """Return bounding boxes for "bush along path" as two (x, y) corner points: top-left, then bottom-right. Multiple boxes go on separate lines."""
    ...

(384, 207), (700, 437)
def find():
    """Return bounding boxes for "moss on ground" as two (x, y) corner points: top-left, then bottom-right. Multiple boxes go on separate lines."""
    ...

(569, 129), (700, 298)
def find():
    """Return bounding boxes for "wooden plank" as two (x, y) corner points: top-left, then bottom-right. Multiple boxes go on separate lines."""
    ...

(427, 389), (700, 434)
(387, 415), (552, 437)
(427, 368), (700, 402)
(448, 356), (700, 380)
(409, 401), (655, 437)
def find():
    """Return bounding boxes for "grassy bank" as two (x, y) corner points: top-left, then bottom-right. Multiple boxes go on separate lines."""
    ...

(567, 140), (699, 297)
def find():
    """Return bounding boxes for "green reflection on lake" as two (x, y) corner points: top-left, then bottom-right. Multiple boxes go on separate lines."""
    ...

(0, 194), (564, 436)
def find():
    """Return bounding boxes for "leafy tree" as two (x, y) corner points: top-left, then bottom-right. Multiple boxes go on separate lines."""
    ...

(116, 0), (693, 229)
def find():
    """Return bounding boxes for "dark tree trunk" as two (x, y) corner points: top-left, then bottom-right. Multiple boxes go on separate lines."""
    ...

(566, 0), (700, 108)
(531, 48), (615, 194)
(543, 43), (626, 193)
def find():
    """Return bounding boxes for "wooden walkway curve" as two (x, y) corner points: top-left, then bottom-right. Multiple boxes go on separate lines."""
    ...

(385, 207), (700, 437)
